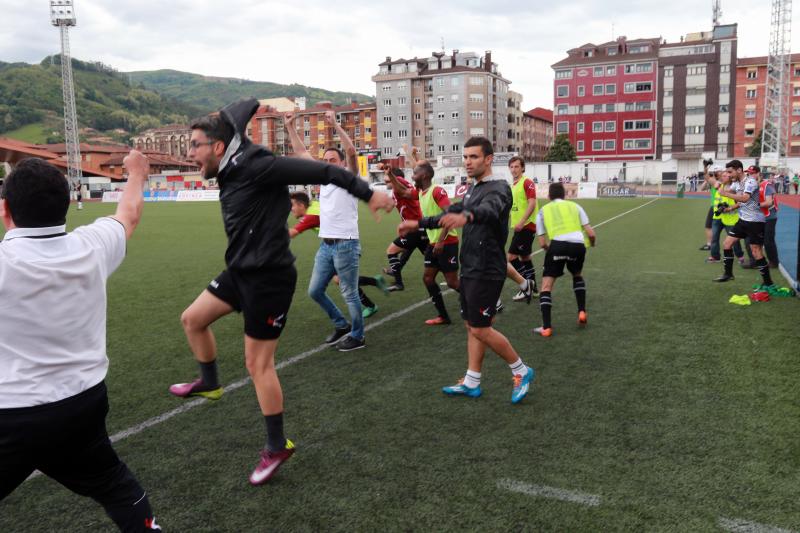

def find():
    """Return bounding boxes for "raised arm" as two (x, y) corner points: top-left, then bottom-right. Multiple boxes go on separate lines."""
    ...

(384, 166), (413, 199)
(325, 110), (358, 174)
(284, 112), (313, 161)
(114, 150), (148, 240)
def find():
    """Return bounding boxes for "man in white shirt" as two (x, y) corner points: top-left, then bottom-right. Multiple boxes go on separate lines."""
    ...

(0, 155), (160, 531)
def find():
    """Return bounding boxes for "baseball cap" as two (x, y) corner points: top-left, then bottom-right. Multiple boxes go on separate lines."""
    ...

(710, 164), (725, 172)
(745, 165), (761, 174)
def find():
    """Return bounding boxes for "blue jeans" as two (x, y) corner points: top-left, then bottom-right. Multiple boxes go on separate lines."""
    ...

(711, 218), (743, 259)
(308, 239), (364, 340)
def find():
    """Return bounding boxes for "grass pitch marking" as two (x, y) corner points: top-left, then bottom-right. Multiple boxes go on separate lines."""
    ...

(497, 479), (601, 507)
(105, 198), (660, 446)
(719, 517), (797, 533)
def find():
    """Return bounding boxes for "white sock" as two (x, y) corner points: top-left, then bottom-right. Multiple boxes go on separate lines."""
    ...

(518, 279), (528, 290)
(509, 358), (527, 376)
(463, 370), (481, 388)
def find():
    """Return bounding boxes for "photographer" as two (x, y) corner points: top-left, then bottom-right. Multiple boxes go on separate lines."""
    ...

(706, 165), (745, 264)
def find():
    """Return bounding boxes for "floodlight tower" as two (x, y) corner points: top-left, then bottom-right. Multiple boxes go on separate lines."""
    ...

(712, 0), (722, 26)
(50, 0), (82, 185)
(761, 0), (792, 170)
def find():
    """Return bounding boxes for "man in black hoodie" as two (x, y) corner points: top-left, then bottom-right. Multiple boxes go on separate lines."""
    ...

(168, 99), (393, 485)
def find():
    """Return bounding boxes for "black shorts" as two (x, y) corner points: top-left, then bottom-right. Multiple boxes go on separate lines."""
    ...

(424, 242), (459, 273)
(208, 265), (297, 340)
(543, 241), (586, 278)
(392, 229), (429, 254)
(705, 206), (714, 229)
(459, 277), (504, 328)
(728, 220), (765, 246)
(508, 228), (535, 256)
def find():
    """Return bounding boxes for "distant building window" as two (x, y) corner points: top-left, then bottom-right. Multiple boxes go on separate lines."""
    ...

(746, 89), (757, 99)
(593, 84), (604, 95)
(607, 48), (618, 56)
(470, 111), (485, 119)
(746, 70), (757, 79)
(627, 44), (650, 54)
(719, 105), (729, 113)
(555, 69), (573, 79)
(470, 127), (485, 135)
(437, 112), (445, 120)
(624, 82), (652, 93)
(623, 139), (651, 150)
(744, 128), (755, 137)
(624, 62), (653, 74)
(593, 104), (603, 113)
(720, 65), (730, 73)
(687, 66), (707, 75)
(624, 120), (652, 130)
(577, 140), (585, 151)
(592, 140), (603, 150)
(664, 67), (673, 77)
(605, 121), (616, 132)
(578, 85), (585, 97)
(744, 109), (756, 118)
(557, 85), (569, 97)
(577, 122), (585, 133)
(593, 121), (603, 132)
(382, 83), (392, 92)
(451, 94), (459, 102)
(794, 67), (800, 77)
(606, 65), (616, 75)
(606, 103), (615, 112)
(398, 97), (407, 105)
(469, 76), (484, 85)
(451, 111), (459, 119)
(383, 99), (392, 106)
(594, 66), (604, 77)
(469, 93), (484, 102)
(604, 140), (615, 151)
(556, 121), (569, 133)
(557, 104), (569, 115)
(605, 84), (616, 95)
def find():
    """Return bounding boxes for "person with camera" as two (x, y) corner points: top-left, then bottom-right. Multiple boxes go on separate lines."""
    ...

(710, 160), (774, 286)
(705, 164), (745, 264)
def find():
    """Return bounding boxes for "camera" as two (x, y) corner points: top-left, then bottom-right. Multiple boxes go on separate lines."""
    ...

(714, 204), (727, 217)
(703, 158), (714, 167)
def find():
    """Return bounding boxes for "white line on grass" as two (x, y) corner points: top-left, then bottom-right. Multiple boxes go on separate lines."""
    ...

(497, 479), (601, 507)
(104, 198), (663, 446)
(641, 271), (676, 275)
(719, 517), (797, 533)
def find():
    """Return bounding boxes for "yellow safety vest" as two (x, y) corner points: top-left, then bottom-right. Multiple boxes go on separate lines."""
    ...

(510, 176), (538, 228)
(420, 186), (457, 243)
(541, 200), (583, 242)
(714, 190), (739, 226)
(306, 201), (320, 233)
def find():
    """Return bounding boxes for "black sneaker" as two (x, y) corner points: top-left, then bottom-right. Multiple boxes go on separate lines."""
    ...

(699, 244), (711, 251)
(713, 274), (735, 282)
(325, 326), (351, 345)
(387, 283), (405, 292)
(336, 336), (365, 352)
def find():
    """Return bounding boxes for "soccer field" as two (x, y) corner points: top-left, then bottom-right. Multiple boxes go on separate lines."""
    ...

(1, 198), (798, 532)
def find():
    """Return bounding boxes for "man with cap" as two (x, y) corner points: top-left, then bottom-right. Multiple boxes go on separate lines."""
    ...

(748, 165), (779, 268)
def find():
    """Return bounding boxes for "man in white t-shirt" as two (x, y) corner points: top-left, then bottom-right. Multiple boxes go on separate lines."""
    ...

(0, 155), (160, 531)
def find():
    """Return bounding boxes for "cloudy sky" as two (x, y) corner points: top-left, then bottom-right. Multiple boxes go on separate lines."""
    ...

(0, 1), (790, 109)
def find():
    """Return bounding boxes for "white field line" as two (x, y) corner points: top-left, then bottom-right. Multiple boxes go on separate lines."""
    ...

(641, 271), (677, 275)
(718, 517), (797, 533)
(497, 479), (601, 507)
(56, 197), (665, 452)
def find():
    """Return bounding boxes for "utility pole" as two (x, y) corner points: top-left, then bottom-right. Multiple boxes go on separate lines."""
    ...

(50, 0), (82, 187)
(761, 0), (792, 171)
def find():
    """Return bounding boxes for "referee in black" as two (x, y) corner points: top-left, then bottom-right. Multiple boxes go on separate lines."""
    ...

(0, 155), (160, 531)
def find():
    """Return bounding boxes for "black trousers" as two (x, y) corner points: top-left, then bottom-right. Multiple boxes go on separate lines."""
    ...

(764, 218), (780, 266)
(0, 381), (158, 532)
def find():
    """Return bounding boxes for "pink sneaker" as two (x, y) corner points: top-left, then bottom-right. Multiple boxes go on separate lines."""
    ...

(168, 379), (223, 400)
(249, 440), (295, 485)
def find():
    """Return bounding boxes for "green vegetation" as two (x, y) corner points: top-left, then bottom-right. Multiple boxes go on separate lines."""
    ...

(0, 199), (797, 531)
(0, 56), (201, 139)
(127, 69), (373, 112)
(748, 129), (763, 157)
(546, 133), (578, 162)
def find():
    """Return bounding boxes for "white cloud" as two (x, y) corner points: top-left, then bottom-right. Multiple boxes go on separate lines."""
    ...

(0, 0), (790, 111)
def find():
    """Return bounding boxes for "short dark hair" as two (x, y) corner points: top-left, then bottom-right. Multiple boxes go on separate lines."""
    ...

(323, 147), (346, 161)
(190, 112), (234, 147)
(416, 161), (434, 180)
(549, 182), (565, 200)
(390, 167), (405, 178)
(464, 136), (494, 156)
(508, 156), (525, 169)
(1, 158), (70, 228)
(289, 191), (310, 207)
(725, 159), (744, 170)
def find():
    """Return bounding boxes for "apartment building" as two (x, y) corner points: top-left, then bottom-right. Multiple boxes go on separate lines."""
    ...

(372, 50), (510, 160)
(507, 90), (524, 152)
(522, 107), (554, 162)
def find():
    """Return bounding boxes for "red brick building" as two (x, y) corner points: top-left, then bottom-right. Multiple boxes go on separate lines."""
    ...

(522, 107), (553, 161)
(249, 101), (377, 159)
(735, 53), (800, 157)
(552, 37), (660, 161)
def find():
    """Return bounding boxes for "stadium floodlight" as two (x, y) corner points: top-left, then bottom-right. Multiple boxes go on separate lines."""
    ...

(50, 0), (82, 186)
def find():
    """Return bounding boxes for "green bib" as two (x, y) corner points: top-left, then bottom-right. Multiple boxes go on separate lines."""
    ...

(306, 201), (320, 233)
(510, 177), (538, 228)
(541, 200), (583, 241)
(420, 186), (457, 243)
(716, 191), (739, 226)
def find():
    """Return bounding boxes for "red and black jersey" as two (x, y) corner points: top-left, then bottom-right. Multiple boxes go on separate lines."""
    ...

(393, 176), (423, 222)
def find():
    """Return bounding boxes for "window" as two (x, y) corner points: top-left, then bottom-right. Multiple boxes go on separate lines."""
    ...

(452, 77), (460, 87)
(577, 140), (585, 151)
(623, 139), (651, 150)
(555, 69), (573, 79)
(625, 62), (653, 74)
(556, 121), (569, 133)
(469, 76), (484, 85)
(606, 103), (615, 112)
(664, 89), (673, 97)
(437, 95), (445, 103)
(578, 85), (585, 97)
(720, 65), (730, 73)
(746, 89), (757, 99)
(605, 84), (616, 95)
(624, 120), (651, 130)
(593, 104), (603, 113)
(795, 67), (800, 77)
(744, 128), (755, 137)
(437, 112), (445, 120)
(606, 65), (616, 76)
(593, 84), (604, 95)
(744, 109), (756, 118)
(398, 114), (408, 122)
(718, 125), (729, 133)
(592, 140), (603, 150)
(383, 99), (392, 106)
(451, 94), (459, 102)
(685, 125), (705, 134)
(577, 122), (585, 133)
(663, 127), (672, 135)
(747, 70), (757, 79)
(686, 106), (705, 115)
(414, 97), (421, 104)
(604, 140), (615, 151)
(414, 112), (421, 120)
(437, 145), (446, 153)
(382, 83), (392, 92)
(687, 66), (707, 75)
(686, 87), (705, 95)
(607, 48), (618, 56)
(719, 105), (729, 113)
(383, 147), (392, 155)
(437, 129), (445, 137)
(624, 82), (652, 93)
(437, 77), (445, 87)
(557, 85), (569, 97)
(593, 121), (603, 132)
(383, 116), (392, 123)
(303, 130), (310, 138)
(605, 121), (616, 132)
(398, 130), (408, 138)
(628, 44), (650, 54)
(470, 127), (485, 135)
(664, 67), (673, 77)
(470, 111), (484, 119)
(414, 129), (421, 136)
(451, 111), (459, 119)
(663, 108), (672, 117)
(594, 66), (604, 77)
(469, 93), (484, 102)
(452, 144), (460, 152)
(397, 82), (407, 90)
(793, 107), (800, 116)
(398, 97), (407, 105)
(451, 128), (460, 136)
(383, 131), (393, 139)
(636, 101), (651, 111)
(557, 104), (569, 115)
(794, 87), (800, 97)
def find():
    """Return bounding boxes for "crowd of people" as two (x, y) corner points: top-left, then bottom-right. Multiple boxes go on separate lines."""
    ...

(1, 98), (600, 531)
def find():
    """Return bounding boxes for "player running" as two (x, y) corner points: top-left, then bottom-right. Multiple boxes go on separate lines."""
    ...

(532, 182), (596, 337)
(506, 156), (539, 301)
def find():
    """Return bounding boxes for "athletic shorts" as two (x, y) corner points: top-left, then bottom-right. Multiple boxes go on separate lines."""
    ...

(459, 277), (504, 328)
(704, 206), (714, 229)
(508, 228), (535, 256)
(424, 242), (459, 273)
(207, 265), (297, 340)
(392, 229), (429, 254)
(728, 220), (765, 246)
(542, 240), (586, 278)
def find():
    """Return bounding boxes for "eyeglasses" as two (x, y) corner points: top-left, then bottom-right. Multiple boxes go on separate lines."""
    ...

(188, 140), (215, 151)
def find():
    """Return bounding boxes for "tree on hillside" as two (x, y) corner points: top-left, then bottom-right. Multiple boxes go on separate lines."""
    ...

(747, 130), (762, 158)
(545, 134), (577, 162)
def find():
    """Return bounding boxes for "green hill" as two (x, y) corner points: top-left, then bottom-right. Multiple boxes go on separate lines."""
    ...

(0, 56), (202, 143)
(126, 69), (373, 112)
